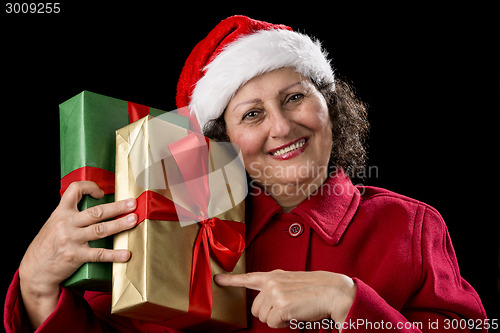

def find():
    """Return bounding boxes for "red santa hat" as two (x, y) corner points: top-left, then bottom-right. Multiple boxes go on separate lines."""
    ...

(176, 15), (335, 132)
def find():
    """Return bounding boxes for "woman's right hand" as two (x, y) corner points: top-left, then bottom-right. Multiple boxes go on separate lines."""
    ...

(18, 181), (138, 329)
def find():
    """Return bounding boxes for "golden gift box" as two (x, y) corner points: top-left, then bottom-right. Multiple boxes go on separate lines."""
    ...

(112, 114), (248, 332)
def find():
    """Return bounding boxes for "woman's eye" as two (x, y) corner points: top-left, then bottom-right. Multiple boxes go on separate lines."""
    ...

(242, 110), (259, 120)
(287, 93), (304, 103)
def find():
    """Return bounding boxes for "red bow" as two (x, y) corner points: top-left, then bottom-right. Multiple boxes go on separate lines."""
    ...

(133, 190), (245, 273)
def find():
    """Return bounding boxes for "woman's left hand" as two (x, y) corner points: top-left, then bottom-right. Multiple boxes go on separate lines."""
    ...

(215, 270), (356, 329)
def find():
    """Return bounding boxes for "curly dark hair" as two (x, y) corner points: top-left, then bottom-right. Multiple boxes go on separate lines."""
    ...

(203, 76), (369, 180)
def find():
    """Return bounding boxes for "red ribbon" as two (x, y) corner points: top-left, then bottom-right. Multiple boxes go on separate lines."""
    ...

(60, 166), (115, 196)
(60, 101), (150, 196)
(126, 101), (150, 123)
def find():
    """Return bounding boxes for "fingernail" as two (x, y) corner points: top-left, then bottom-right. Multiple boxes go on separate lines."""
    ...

(119, 250), (131, 262)
(126, 214), (137, 224)
(214, 274), (223, 284)
(126, 199), (136, 209)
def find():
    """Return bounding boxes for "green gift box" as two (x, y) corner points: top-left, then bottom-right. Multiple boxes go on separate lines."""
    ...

(59, 90), (189, 291)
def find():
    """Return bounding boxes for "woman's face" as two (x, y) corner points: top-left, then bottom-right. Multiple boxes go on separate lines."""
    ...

(224, 68), (332, 206)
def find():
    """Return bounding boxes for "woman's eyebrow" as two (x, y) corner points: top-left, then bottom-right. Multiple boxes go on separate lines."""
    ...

(278, 81), (303, 94)
(232, 98), (262, 113)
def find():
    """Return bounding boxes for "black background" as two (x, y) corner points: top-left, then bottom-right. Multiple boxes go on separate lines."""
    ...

(2, 1), (499, 325)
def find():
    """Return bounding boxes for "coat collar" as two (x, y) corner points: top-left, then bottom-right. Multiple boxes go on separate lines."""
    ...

(247, 170), (360, 246)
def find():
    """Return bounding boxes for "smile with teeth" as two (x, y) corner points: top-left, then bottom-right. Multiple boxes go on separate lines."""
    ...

(270, 138), (307, 156)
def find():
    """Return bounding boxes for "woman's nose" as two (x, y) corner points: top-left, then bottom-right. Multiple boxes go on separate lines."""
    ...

(268, 105), (293, 138)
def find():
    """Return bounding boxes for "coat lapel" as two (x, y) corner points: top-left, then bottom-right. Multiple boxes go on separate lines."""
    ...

(247, 170), (360, 246)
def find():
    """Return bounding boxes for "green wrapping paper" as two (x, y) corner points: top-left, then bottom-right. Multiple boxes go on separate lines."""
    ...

(59, 91), (189, 290)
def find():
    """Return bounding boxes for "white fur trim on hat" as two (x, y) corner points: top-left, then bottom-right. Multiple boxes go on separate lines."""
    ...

(189, 29), (335, 132)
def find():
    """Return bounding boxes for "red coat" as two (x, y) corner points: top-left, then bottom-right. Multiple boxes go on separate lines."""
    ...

(4, 172), (487, 332)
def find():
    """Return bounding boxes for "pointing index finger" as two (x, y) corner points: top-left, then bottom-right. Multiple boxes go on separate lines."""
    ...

(214, 272), (266, 291)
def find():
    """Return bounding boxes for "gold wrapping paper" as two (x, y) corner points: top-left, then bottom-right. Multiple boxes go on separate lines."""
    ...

(112, 115), (247, 332)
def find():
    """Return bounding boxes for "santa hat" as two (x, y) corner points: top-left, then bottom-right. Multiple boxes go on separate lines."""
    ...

(176, 15), (335, 132)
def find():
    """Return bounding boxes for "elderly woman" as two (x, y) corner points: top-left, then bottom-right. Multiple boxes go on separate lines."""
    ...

(5, 15), (487, 333)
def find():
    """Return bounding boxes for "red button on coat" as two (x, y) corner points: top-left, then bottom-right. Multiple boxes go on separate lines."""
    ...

(288, 222), (303, 237)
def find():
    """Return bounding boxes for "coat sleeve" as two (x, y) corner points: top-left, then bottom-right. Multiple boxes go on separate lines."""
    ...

(340, 206), (488, 333)
(4, 270), (182, 333)
(4, 270), (129, 333)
